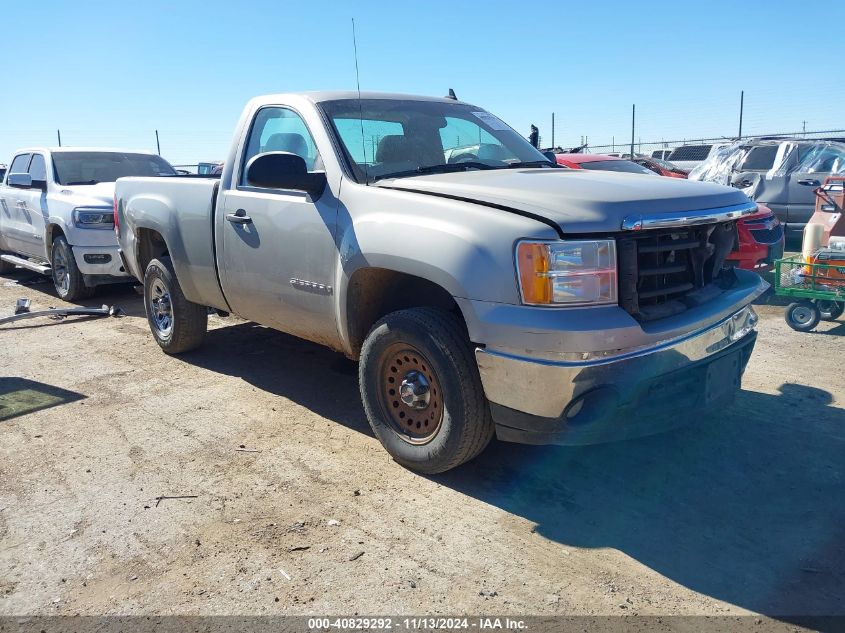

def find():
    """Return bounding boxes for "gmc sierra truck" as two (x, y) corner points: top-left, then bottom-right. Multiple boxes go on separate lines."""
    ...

(115, 92), (767, 474)
(0, 148), (176, 300)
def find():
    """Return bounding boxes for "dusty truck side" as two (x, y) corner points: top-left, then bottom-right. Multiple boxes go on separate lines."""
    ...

(115, 92), (767, 473)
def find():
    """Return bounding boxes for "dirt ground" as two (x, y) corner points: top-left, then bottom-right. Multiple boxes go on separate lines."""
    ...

(0, 268), (843, 620)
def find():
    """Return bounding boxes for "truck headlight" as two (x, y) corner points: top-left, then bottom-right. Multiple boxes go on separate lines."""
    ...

(72, 207), (114, 229)
(516, 239), (617, 306)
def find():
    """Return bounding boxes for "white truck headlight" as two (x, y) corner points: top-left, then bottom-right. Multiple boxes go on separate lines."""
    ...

(72, 207), (114, 229)
(516, 239), (617, 306)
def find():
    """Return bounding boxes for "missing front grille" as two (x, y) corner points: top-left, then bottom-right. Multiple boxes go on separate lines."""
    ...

(618, 222), (738, 321)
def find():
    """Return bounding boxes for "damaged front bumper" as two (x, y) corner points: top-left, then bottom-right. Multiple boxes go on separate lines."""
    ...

(475, 305), (759, 445)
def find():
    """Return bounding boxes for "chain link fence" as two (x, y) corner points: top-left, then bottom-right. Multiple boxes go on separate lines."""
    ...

(557, 129), (845, 159)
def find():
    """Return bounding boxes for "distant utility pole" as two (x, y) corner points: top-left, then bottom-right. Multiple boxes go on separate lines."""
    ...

(612, 136), (615, 152)
(802, 120), (807, 135)
(155, 130), (161, 155)
(57, 130), (62, 147)
(630, 104), (636, 158)
(738, 90), (744, 138)
(551, 113), (555, 148)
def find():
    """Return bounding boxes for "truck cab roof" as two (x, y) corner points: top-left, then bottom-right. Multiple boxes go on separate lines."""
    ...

(253, 91), (474, 107)
(11, 147), (160, 156)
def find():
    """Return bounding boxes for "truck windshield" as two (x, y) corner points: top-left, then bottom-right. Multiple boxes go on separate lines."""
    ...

(52, 152), (176, 185)
(319, 99), (551, 183)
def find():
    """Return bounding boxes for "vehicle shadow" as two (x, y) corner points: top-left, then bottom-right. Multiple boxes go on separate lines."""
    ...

(439, 383), (845, 618)
(180, 321), (370, 435)
(0, 377), (85, 421)
(179, 322), (845, 617)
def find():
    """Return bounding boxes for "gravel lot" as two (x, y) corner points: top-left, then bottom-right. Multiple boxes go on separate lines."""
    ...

(0, 268), (843, 620)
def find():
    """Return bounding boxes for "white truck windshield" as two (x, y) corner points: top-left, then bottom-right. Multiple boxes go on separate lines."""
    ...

(52, 152), (176, 185)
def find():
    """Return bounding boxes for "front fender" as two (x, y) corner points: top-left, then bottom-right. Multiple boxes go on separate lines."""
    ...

(46, 215), (71, 256)
(332, 182), (558, 355)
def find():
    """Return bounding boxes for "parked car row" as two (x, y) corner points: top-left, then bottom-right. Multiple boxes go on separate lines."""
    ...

(2, 92), (769, 473)
(688, 139), (845, 233)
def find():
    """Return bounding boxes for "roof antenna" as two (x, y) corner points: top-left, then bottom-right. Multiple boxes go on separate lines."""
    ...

(445, 88), (458, 100)
(352, 18), (369, 184)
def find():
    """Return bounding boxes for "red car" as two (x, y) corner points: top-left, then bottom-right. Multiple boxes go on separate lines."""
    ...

(555, 153), (657, 174)
(554, 153), (784, 271)
(632, 156), (689, 179)
(727, 204), (785, 271)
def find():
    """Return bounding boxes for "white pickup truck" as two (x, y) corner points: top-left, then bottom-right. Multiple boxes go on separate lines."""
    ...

(0, 147), (176, 300)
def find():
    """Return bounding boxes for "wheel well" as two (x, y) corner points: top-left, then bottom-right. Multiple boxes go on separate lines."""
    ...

(346, 268), (466, 358)
(45, 224), (65, 257)
(136, 228), (169, 274)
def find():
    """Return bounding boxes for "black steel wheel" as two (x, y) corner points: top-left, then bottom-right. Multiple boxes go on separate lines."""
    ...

(359, 307), (493, 474)
(785, 300), (820, 332)
(816, 300), (844, 321)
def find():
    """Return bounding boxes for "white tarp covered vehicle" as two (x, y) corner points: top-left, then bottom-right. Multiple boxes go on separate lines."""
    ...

(689, 139), (845, 233)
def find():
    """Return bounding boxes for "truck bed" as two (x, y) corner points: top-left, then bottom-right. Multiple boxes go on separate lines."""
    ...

(116, 175), (227, 310)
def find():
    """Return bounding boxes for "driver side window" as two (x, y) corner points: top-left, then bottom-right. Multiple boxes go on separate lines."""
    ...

(241, 107), (321, 186)
(28, 154), (47, 181)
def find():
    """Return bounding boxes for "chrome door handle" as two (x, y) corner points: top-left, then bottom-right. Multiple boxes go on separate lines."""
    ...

(798, 179), (820, 187)
(225, 209), (252, 224)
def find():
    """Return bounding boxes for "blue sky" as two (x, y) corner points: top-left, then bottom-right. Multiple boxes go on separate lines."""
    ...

(1, 0), (842, 165)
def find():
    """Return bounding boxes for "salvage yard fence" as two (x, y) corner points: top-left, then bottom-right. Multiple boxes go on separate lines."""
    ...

(564, 128), (845, 159)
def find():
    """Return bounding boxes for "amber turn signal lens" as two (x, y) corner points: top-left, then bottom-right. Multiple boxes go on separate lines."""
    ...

(517, 242), (551, 304)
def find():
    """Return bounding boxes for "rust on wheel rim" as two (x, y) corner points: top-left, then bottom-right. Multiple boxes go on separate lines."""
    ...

(378, 343), (443, 445)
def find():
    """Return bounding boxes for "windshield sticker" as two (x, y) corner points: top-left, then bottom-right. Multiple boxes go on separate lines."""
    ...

(472, 111), (510, 131)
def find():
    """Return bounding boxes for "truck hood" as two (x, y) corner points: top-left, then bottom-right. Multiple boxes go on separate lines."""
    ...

(54, 181), (116, 208)
(375, 168), (751, 233)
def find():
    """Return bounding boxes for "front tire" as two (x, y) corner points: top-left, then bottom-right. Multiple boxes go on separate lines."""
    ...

(51, 236), (95, 301)
(144, 257), (207, 354)
(359, 307), (493, 474)
(816, 299), (844, 321)
(785, 300), (820, 332)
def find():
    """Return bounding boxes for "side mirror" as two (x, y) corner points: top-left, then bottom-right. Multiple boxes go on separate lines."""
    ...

(543, 151), (558, 164)
(245, 152), (326, 199)
(7, 173), (32, 189)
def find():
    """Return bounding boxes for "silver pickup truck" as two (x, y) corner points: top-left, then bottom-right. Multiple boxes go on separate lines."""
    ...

(115, 91), (767, 473)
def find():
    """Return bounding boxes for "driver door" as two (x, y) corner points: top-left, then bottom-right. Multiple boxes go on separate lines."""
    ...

(218, 106), (340, 346)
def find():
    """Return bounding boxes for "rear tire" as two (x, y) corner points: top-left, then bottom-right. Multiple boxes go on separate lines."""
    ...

(51, 236), (95, 302)
(144, 257), (207, 354)
(359, 307), (493, 474)
(785, 300), (820, 332)
(816, 300), (844, 321)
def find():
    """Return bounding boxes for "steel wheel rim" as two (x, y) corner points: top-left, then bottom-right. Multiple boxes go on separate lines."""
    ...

(378, 343), (444, 445)
(149, 278), (173, 337)
(792, 306), (813, 325)
(53, 248), (70, 294)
